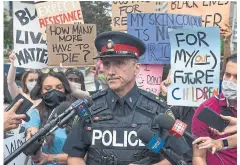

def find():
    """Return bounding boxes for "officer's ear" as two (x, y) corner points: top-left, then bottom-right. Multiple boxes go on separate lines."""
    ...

(134, 62), (140, 75)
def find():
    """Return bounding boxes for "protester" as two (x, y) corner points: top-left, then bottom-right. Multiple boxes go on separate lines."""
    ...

(25, 68), (77, 165)
(192, 54), (237, 165)
(4, 99), (26, 132)
(7, 52), (41, 106)
(63, 31), (190, 165)
(65, 68), (90, 99)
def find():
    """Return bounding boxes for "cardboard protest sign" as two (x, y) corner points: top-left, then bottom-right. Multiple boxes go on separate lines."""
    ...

(136, 64), (163, 95)
(4, 125), (30, 165)
(35, 1), (84, 40)
(47, 24), (96, 66)
(112, 1), (156, 31)
(128, 13), (202, 64)
(167, 27), (220, 107)
(168, 1), (230, 27)
(13, 1), (48, 69)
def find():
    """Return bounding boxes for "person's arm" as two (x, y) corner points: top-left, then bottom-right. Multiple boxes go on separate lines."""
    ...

(153, 159), (171, 165)
(47, 154), (68, 164)
(7, 53), (21, 98)
(68, 157), (86, 165)
(221, 24), (232, 74)
(69, 81), (90, 100)
(192, 144), (207, 165)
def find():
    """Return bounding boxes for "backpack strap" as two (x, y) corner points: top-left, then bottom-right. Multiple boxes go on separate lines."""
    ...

(215, 95), (235, 117)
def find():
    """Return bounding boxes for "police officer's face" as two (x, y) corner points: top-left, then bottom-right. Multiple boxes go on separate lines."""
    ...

(102, 57), (140, 92)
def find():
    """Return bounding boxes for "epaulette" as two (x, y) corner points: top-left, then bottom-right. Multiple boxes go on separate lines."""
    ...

(139, 89), (167, 108)
(90, 89), (108, 100)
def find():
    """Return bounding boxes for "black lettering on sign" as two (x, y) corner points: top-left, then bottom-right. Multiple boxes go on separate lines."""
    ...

(57, 53), (80, 63)
(15, 48), (48, 65)
(171, 1), (198, 10)
(52, 44), (72, 53)
(15, 8), (37, 26)
(147, 75), (162, 85)
(174, 70), (214, 85)
(156, 25), (169, 41)
(5, 138), (24, 155)
(16, 30), (46, 44)
(135, 29), (149, 41)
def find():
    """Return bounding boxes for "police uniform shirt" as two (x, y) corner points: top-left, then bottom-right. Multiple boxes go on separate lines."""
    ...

(106, 84), (140, 117)
(63, 85), (191, 164)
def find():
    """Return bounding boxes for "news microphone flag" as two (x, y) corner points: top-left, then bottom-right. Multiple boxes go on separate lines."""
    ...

(168, 119), (188, 138)
(147, 135), (165, 153)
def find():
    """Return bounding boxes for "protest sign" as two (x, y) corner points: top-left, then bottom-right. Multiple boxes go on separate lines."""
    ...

(35, 1), (84, 40)
(112, 1), (156, 31)
(136, 64), (163, 95)
(47, 24), (96, 66)
(128, 13), (202, 64)
(13, 1), (48, 69)
(168, 1), (230, 27)
(167, 27), (220, 107)
(4, 125), (30, 165)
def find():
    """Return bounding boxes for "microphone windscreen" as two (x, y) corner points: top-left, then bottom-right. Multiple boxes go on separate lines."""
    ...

(137, 126), (154, 144)
(55, 101), (72, 115)
(155, 114), (175, 130)
(85, 98), (94, 107)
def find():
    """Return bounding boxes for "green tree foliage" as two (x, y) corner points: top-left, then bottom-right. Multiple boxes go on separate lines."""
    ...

(4, 10), (13, 50)
(80, 1), (112, 35)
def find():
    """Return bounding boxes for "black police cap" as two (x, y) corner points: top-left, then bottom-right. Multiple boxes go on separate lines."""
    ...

(94, 31), (146, 59)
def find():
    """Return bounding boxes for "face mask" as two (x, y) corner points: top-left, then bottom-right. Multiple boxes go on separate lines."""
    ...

(26, 81), (37, 92)
(42, 89), (66, 108)
(97, 73), (108, 85)
(222, 80), (237, 100)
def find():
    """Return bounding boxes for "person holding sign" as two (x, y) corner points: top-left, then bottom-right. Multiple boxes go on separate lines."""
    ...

(63, 31), (190, 165)
(7, 52), (42, 107)
(25, 69), (77, 165)
(192, 54), (237, 165)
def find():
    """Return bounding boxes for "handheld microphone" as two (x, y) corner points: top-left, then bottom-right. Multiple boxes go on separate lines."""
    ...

(154, 114), (198, 142)
(137, 126), (187, 165)
(47, 101), (72, 122)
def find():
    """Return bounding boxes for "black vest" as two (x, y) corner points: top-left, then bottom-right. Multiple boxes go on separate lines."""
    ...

(84, 89), (167, 165)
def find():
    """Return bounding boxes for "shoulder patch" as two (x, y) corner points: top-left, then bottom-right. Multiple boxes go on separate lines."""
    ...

(91, 89), (108, 100)
(139, 89), (167, 108)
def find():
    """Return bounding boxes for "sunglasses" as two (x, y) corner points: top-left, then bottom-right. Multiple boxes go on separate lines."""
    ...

(40, 67), (62, 74)
(25, 68), (40, 72)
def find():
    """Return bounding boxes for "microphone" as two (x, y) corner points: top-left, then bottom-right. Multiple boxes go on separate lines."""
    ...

(47, 101), (72, 122)
(137, 126), (187, 165)
(154, 114), (198, 142)
(56, 98), (93, 127)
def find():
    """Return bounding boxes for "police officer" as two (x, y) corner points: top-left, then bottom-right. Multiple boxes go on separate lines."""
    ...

(63, 31), (190, 165)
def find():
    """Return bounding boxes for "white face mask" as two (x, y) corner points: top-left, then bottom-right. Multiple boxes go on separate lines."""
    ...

(222, 80), (237, 100)
(26, 81), (37, 92)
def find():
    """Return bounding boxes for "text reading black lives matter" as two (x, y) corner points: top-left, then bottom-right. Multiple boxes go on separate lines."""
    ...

(15, 7), (48, 66)
(49, 24), (93, 63)
(173, 31), (218, 100)
(128, 13), (201, 62)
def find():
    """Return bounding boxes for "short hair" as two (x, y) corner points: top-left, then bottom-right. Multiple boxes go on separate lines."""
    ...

(226, 53), (237, 64)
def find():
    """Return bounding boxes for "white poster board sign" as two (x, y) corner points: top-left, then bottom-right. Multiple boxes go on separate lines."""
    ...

(13, 1), (48, 69)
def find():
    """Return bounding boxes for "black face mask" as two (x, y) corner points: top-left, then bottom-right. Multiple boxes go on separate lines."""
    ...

(42, 89), (66, 108)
